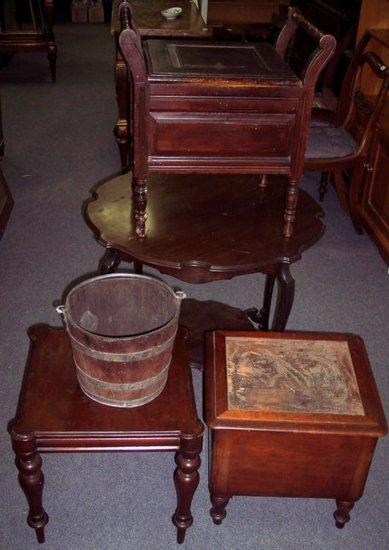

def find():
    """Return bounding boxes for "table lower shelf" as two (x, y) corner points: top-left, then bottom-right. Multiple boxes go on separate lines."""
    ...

(180, 298), (255, 368)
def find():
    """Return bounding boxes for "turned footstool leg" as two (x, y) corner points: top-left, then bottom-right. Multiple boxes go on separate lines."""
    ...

(172, 435), (202, 544)
(334, 499), (354, 529)
(11, 432), (48, 543)
(210, 494), (231, 524)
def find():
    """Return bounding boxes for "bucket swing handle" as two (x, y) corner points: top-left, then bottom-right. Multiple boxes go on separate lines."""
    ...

(174, 289), (187, 300)
(56, 304), (66, 317)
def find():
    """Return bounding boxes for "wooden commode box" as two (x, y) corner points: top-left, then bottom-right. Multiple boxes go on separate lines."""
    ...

(204, 330), (387, 528)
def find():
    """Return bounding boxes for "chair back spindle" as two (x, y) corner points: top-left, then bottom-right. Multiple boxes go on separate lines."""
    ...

(119, 1), (146, 84)
(276, 7), (336, 93)
(343, 51), (388, 155)
(333, 31), (372, 126)
(119, 1), (149, 180)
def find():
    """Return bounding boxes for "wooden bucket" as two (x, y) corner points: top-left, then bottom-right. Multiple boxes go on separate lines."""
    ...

(57, 273), (185, 408)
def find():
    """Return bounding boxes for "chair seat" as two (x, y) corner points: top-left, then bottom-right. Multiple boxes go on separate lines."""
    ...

(306, 126), (358, 159)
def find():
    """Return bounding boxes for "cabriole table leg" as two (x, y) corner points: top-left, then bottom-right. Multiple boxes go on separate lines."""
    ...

(246, 273), (276, 330)
(100, 248), (121, 274)
(271, 262), (295, 331)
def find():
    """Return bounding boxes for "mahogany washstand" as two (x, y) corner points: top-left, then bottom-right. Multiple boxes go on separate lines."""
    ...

(85, 172), (324, 367)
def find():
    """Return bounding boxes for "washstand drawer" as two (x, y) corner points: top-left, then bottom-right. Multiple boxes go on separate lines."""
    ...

(149, 112), (295, 157)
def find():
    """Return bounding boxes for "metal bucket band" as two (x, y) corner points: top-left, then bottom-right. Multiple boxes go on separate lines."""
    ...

(78, 381), (168, 408)
(75, 360), (171, 391)
(69, 331), (176, 362)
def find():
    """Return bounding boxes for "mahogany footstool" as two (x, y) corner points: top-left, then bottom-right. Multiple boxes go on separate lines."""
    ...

(9, 325), (203, 544)
(204, 330), (387, 529)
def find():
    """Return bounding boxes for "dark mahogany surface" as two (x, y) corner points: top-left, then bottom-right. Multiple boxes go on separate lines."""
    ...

(85, 173), (324, 281)
(12, 325), (202, 439)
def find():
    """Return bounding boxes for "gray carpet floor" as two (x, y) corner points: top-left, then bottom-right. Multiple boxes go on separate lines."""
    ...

(0, 24), (388, 550)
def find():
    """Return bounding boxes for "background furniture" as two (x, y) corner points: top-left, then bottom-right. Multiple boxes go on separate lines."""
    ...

(292, 0), (361, 98)
(119, 4), (335, 239)
(0, 90), (13, 240)
(85, 172), (324, 367)
(205, 329), (387, 528)
(358, 101), (389, 264)
(111, 0), (210, 172)
(305, 48), (388, 220)
(205, 0), (284, 40)
(0, 0), (57, 82)
(9, 324), (203, 544)
(352, 30), (389, 264)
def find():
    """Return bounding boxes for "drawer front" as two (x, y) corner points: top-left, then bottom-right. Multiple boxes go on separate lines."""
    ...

(149, 96), (300, 114)
(149, 113), (295, 158)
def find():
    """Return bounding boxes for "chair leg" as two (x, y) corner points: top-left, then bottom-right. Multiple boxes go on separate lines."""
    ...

(319, 171), (330, 202)
(348, 161), (365, 234)
(332, 170), (349, 213)
(48, 44), (57, 83)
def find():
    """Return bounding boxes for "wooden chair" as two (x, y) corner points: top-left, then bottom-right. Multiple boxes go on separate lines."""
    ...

(0, 0), (57, 82)
(119, 3), (335, 239)
(311, 31), (373, 123)
(304, 45), (388, 224)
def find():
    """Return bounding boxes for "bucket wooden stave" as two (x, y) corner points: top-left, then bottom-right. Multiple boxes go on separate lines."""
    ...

(57, 273), (185, 408)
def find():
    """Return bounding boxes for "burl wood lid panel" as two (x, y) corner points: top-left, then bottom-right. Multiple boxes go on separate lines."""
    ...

(226, 337), (364, 416)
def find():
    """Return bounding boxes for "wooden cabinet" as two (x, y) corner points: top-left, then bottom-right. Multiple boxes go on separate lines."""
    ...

(359, 114), (389, 264)
(355, 30), (389, 264)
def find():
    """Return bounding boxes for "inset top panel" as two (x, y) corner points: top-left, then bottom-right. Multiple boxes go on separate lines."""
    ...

(226, 337), (364, 415)
(145, 41), (300, 81)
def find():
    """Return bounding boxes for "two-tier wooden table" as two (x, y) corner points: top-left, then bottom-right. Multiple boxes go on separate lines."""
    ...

(85, 172), (324, 367)
(9, 325), (204, 544)
(111, 0), (210, 171)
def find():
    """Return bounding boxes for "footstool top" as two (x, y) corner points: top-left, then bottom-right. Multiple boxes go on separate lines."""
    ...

(11, 325), (203, 447)
(205, 331), (387, 436)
